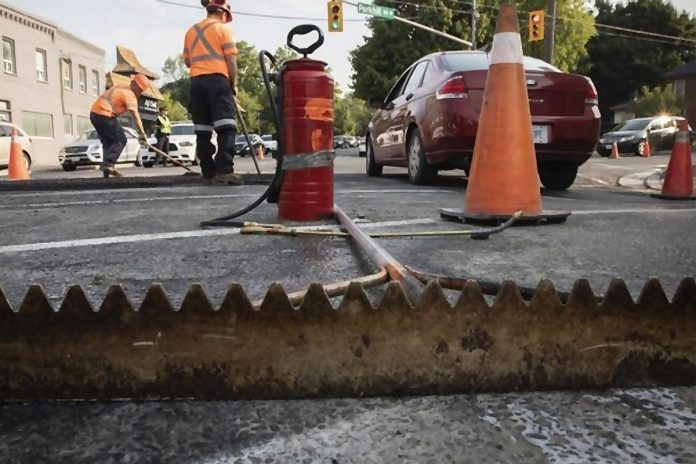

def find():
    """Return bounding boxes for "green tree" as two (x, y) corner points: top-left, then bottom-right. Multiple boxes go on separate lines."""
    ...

(162, 55), (189, 82)
(586, 0), (696, 122)
(160, 93), (189, 122)
(351, 0), (596, 100)
(632, 85), (685, 117)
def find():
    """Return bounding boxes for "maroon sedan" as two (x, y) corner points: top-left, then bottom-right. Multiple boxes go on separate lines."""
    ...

(365, 51), (601, 189)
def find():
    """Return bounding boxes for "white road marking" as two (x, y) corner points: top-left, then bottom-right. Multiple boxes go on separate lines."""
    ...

(0, 189), (450, 209)
(573, 207), (696, 215)
(0, 218), (438, 254)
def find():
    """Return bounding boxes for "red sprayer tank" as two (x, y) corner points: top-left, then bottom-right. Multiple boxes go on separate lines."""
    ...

(278, 27), (335, 221)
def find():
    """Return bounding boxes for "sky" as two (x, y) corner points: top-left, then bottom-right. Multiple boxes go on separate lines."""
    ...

(10, 0), (696, 91)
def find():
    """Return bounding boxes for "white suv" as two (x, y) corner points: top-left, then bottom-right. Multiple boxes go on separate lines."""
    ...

(140, 122), (210, 167)
(0, 122), (33, 171)
(59, 127), (141, 171)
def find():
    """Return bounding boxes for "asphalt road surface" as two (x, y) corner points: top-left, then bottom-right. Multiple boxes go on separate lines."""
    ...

(1, 149), (695, 462)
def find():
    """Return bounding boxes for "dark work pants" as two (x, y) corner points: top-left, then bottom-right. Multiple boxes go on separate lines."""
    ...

(190, 74), (237, 178)
(155, 133), (170, 165)
(90, 112), (126, 168)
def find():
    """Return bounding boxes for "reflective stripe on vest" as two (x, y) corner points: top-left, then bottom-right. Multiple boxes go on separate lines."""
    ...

(96, 85), (130, 117)
(189, 22), (225, 64)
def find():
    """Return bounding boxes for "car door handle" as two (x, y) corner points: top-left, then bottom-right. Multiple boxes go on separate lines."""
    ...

(405, 93), (414, 101)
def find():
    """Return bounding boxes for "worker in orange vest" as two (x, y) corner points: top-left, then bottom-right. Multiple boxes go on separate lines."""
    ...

(183, 0), (242, 185)
(90, 74), (150, 178)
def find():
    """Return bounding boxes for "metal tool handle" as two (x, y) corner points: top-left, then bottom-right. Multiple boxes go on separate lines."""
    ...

(287, 24), (324, 57)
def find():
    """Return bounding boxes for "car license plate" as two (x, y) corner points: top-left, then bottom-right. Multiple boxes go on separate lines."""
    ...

(605, 144), (612, 150)
(532, 125), (550, 144)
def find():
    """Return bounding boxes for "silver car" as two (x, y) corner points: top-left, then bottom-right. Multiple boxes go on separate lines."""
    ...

(59, 127), (141, 172)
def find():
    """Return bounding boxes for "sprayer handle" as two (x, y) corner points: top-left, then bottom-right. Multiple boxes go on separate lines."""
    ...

(287, 24), (325, 57)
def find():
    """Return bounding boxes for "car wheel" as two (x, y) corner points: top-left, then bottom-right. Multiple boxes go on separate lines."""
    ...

(134, 157), (142, 167)
(192, 156), (199, 166)
(143, 162), (154, 168)
(365, 137), (383, 177)
(636, 140), (646, 157)
(407, 129), (437, 185)
(23, 152), (32, 172)
(538, 162), (578, 191)
(62, 164), (77, 172)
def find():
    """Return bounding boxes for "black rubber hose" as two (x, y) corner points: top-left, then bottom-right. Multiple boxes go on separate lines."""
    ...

(200, 50), (285, 228)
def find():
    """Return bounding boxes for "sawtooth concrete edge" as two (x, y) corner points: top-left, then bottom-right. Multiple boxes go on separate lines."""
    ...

(0, 278), (695, 401)
(0, 173), (275, 192)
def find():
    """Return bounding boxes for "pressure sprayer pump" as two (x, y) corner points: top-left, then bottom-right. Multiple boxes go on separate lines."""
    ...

(201, 25), (334, 227)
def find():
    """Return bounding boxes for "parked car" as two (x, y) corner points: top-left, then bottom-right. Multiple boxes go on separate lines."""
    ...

(261, 134), (278, 155)
(358, 136), (367, 157)
(345, 135), (359, 148)
(334, 136), (346, 149)
(597, 116), (693, 157)
(365, 51), (601, 189)
(0, 122), (33, 172)
(139, 122), (203, 167)
(59, 127), (140, 171)
(235, 134), (265, 157)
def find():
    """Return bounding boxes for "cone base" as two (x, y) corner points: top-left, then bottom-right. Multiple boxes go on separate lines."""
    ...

(651, 193), (696, 201)
(439, 208), (571, 226)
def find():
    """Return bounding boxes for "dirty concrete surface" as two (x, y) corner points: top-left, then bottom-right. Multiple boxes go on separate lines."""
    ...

(1, 152), (695, 462)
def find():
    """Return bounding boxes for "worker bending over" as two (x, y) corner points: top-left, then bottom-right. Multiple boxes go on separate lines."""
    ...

(90, 74), (150, 178)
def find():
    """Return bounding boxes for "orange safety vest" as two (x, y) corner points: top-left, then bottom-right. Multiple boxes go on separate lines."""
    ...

(91, 86), (139, 118)
(183, 17), (238, 78)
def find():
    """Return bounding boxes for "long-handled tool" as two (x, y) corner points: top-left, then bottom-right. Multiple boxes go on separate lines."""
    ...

(147, 143), (200, 177)
(232, 96), (263, 178)
(239, 212), (523, 240)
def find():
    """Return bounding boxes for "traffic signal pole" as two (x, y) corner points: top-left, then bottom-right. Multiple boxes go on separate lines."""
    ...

(546, 0), (556, 64)
(343, 0), (473, 48)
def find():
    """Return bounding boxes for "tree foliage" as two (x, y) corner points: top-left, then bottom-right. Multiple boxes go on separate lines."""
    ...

(632, 85), (685, 118)
(586, 0), (696, 121)
(350, 0), (596, 101)
(160, 93), (189, 122)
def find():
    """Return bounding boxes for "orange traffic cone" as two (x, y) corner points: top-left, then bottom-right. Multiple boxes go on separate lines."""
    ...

(642, 138), (651, 158)
(610, 142), (620, 159)
(440, 2), (568, 225)
(256, 145), (265, 161)
(652, 119), (695, 200)
(7, 128), (30, 181)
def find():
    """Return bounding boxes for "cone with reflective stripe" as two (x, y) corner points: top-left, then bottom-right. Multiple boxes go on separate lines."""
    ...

(439, 2), (569, 226)
(652, 120), (695, 200)
(642, 138), (651, 158)
(7, 128), (30, 181)
(610, 142), (620, 159)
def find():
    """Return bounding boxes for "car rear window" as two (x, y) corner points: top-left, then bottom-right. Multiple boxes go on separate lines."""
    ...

(441, 53), (561, 73)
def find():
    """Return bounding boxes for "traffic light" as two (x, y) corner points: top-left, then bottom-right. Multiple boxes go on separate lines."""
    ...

(327, 0), (343, 33)
(529, 10), (545, 42)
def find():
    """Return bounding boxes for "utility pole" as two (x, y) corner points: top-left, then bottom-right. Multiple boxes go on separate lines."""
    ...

(471, 0), (477, 49)
(546, 0), (556, 64)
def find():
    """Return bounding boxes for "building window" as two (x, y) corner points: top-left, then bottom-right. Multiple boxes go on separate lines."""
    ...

(0, 100), (10, 122)
(92, 70), (100, 96)
(22, 111), (54, 138)
(76, 116), (92, 134)
(64, 114), (73, 136)
(674, 79), (686, 97)
(78, 65), (87, 94)
(61, 59), (73, 89)
(2, 37), (16, 75)
(36, 49), (48, 82)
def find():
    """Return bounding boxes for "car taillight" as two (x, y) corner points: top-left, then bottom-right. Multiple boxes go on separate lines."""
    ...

(584, 77), (598, 106)
(436, 76), (468, 100)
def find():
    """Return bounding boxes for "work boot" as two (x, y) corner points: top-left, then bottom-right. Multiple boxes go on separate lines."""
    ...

(214, 172), (244, 185)
(100, 166), (124, 178)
